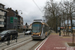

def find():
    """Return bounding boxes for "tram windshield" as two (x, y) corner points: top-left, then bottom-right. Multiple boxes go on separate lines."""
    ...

(32, 23), (41, 33)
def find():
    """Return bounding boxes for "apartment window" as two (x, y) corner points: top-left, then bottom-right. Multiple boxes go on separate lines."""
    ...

(0, 5), (3, 8)
(0, 21), (4, 25)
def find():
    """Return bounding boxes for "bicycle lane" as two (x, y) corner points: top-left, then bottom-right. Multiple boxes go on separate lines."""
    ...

(35, 33), (75, 50)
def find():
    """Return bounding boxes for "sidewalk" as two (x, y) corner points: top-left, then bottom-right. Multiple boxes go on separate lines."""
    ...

(36, 32), (75, 50)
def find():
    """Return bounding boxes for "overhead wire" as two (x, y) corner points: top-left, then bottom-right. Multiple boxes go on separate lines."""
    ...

(32, 0), (43, 13)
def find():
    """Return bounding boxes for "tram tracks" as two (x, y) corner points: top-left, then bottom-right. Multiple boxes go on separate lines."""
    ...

(1, 36), (32, 50)
(29, 41), (42, 50)
(0, 35), (28, 48)
(12, 40), (42, 50)
(1, 31), (51, 50)
(4, 36), (49, 50)
(13, 39), (32, 50)
(13, 39), (43, 50)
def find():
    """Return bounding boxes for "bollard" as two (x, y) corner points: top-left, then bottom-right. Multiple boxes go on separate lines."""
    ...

(7, 33), (10, 45)
(16, 37), (17, 42)
(16, 35), (17, 42)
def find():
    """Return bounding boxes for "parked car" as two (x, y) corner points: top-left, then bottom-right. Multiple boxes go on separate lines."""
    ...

(0, 30), (18, 41)
(24, 31), (31, 35)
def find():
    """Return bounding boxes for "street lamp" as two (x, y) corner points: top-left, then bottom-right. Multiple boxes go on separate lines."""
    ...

(56, 13), (61, 33)
(59, 15), (61, 36)
(19, 10), (23, 14)
(56, 14), (59, 33)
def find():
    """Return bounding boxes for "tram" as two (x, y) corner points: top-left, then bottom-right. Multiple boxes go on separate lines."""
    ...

(31, 20), (50, 40)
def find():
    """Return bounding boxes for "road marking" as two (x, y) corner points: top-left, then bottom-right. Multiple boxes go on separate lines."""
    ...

(35, 36), (49, 50)
(38, 38), (48, 50)
(35, 40), (44, 50)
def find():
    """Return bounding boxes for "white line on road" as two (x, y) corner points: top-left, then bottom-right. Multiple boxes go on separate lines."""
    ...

(35, 36), (49, 50)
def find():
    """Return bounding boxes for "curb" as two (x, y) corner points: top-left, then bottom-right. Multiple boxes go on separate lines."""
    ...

(35, 34), (50, 50)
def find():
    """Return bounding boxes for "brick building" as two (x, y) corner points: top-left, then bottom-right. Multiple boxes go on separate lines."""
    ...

(16, 14), (23, 29)
(6, 8), (23, 30)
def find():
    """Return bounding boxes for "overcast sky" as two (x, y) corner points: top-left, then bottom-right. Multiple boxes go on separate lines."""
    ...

(0, 0), (65, 25)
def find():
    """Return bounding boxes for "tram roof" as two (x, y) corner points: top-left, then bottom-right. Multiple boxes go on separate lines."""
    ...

(32, 21), (49, 27)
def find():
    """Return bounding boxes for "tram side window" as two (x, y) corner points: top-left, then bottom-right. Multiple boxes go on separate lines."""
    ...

(43, 25), (48, 33)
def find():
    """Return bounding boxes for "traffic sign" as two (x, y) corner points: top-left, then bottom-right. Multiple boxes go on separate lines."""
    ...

(10, 17), (13, 23)
(14, 17), (17, 19)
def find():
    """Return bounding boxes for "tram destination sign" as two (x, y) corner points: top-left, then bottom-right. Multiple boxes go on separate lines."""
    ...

(34, 19), (42, 22)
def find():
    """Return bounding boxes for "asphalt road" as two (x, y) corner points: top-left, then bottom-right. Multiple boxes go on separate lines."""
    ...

(0, 34), (31, 45)
(16, 40), (40, 50)
(18, 34), (31, 39)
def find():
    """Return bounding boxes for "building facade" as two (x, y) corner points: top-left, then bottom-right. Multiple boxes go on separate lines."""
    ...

(0, 3), (8, 31)
(16, 14), (23, 29)
(6, 8), (23, 30)
(20, 16), (23, 29)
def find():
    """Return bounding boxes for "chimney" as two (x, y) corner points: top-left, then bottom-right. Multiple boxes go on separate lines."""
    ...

(15, 10), (18, 14)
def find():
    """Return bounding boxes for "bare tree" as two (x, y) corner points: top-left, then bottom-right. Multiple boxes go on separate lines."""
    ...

(44, 0), (61, 32)
(59, 0), (75, 36)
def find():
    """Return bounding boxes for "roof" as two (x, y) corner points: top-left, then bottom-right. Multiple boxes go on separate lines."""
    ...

(16, 14), (23, 18)
(16, 14), (21, 17)
(32, 22), (49, 27)
(0, 3), (5, 6)
(30, 24), (32, 26)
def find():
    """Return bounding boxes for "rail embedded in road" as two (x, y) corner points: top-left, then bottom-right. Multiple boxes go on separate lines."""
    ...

(0, 35), (31, 50)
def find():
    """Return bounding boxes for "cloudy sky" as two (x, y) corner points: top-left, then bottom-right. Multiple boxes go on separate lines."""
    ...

(0, 0), (63, 25)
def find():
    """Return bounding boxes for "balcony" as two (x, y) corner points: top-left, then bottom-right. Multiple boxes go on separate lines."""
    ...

(0, 25), (4, 27)
(0, 16), (4, 21)
(0, 19), (4, 21)
(0, 21), (4, 27)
